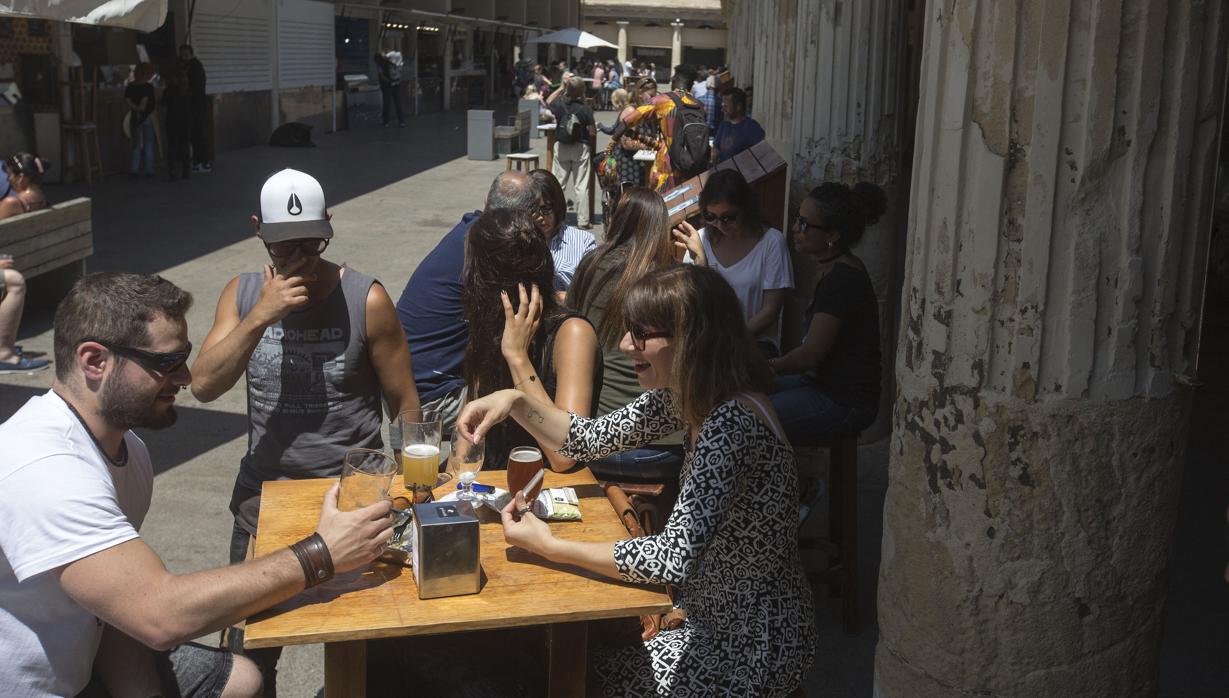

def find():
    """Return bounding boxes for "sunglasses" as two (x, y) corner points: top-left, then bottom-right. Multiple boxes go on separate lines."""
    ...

(266, 238), (329, 259)
(86, 339), (193, 374)
(794, 214), (832, 234)
(629, 326), (671, 351)
(703, 211), (739, 226)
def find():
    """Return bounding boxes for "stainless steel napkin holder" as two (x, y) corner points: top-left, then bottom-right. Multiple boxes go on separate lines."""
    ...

(411, 500), (481, 599)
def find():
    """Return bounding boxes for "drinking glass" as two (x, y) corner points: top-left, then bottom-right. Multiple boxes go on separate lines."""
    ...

(396, 409), (442, 503)
(447, 430), (486, 501)
(507, 446), (545, 502)
(338, 448), (397, 512)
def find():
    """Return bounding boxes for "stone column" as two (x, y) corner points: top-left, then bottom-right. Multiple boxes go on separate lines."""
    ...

(787, 0), (908, 441)
(616, 21), (629, 64)
(875, 1), (1227, 696)
(670, 21), (684, 71)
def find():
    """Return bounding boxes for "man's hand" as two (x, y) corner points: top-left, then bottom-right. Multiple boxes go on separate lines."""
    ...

(315, 484), (395, 574)
(249, 260), (311, 326)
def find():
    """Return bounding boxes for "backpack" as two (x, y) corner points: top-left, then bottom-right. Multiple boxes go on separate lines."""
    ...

(666, 93), (711, 178)
(555, 101), (586, 144)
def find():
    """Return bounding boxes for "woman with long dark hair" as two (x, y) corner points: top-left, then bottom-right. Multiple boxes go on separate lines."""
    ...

(462, 208), (601, 471)
(0, 153), (50, 372)
(567, 187), (681, 481)
(458, 264), (816, 696)
(674, 168), (794, 356)
(768, 181), (888, 442)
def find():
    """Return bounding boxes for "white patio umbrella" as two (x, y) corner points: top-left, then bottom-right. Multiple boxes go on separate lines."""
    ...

(525, 27), (618, 50)
(1, 0), (168, 32)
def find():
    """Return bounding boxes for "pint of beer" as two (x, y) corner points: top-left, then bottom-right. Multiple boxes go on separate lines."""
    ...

(507, 446), (545, 501)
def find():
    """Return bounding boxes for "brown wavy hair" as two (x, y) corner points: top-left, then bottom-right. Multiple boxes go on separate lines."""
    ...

(462, 209), (559, 397)
(621, 264), (773, 427)
(568, 187), (673, 348)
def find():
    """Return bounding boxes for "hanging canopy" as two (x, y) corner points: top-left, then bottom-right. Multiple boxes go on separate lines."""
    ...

(525, 27), (618, 50)
(0, 0), (168, 33)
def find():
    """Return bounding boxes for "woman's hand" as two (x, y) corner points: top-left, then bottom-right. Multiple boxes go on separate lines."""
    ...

(501, 492), (554, 557)
(501, 283), (542, 363)
(673, 222), (706, 266)
(457, 389), (521, 444)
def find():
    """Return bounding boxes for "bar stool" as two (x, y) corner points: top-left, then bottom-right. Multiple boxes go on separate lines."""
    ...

(505, 152), (540, 172)
(61, 123), (103, 185)
(796, 433), (860, 634)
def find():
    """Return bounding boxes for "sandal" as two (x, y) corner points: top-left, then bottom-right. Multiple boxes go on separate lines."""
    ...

(0, 356), (49, 373)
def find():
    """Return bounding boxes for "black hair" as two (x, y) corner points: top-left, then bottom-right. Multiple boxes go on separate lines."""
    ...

(809, 182), (888, 251)
(179, 44), (194, 55)
(723, 87), (748, 111)
(671, 63), (697, 91)
(4, 152), (49, 182)
(698, 169), (762, 244)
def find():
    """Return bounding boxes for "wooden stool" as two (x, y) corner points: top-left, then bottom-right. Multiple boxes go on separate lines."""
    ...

(61, 123), (103, 185)
(505, 152), (540, 172)
(797, 434), (859, 634)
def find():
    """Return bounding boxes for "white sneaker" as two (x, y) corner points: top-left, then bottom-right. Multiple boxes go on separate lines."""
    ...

(191, 164), (205, 173)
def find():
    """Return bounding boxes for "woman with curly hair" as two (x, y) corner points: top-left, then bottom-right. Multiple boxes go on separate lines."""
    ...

(461, 208), (601, 471)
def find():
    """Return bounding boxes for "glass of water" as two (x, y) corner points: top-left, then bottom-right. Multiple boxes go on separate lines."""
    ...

(446, 430), (486, 501)
(338, 448), (397, 511)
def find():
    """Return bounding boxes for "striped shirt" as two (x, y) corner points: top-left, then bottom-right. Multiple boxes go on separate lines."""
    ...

(549, 224), (597, 293)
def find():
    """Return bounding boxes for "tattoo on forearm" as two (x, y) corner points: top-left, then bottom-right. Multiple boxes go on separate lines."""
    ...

(526, 408), (545, 424)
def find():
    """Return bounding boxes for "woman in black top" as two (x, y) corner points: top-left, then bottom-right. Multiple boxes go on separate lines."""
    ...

(768, 182), (887, 443)
(124, 63), (157, 178)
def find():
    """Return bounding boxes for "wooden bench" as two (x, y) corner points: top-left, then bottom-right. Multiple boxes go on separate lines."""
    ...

(494, 110), (531, 155)
(0, 197), (93, 301)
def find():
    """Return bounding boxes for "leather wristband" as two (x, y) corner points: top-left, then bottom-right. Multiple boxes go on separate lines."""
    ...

(289, 533), (334, 588)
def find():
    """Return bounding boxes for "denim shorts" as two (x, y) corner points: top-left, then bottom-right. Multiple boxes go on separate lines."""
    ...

(77, 642), (234, 698)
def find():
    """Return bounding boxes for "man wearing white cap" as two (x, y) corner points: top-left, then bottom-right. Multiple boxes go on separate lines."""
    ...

(190, 169), (420, 694)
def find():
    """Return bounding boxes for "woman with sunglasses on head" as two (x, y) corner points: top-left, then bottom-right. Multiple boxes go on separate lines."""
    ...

(0, 152), (49, 220)
(527, 169), (596, 304)
(767, 182), (887, 444)
(458, 264), (816, 697)
(462, 208), (601, 473)
(0, 153), (52, 372)
(567, 187), (684, 483)
(674, 168), (794, 358)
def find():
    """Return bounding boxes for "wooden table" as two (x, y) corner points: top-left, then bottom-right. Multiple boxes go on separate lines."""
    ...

(244, 468), (670, 698)
(538, 122), (557, 170)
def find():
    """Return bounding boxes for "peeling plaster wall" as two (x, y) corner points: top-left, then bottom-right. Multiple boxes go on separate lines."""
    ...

(874, 0), (1227, 695)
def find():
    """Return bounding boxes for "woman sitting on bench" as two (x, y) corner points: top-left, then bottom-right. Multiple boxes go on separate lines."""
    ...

(0, 152), (49, 220)
(767, 181), (887, 444)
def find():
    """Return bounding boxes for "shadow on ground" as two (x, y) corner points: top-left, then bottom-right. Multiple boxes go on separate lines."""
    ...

(0, 383), (247, 477)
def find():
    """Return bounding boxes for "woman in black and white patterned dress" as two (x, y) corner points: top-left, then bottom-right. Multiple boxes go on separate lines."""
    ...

(459, 265), (816, 697)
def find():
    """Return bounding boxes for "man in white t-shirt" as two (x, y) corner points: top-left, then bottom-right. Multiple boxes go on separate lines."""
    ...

(0, 272), (395, 698)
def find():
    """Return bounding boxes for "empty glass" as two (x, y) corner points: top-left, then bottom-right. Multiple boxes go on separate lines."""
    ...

(446, 430), (486, 501)
(338, 448), (397, 511)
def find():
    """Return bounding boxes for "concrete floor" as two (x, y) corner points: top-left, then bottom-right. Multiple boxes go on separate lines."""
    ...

(0, 107), (1222, 697)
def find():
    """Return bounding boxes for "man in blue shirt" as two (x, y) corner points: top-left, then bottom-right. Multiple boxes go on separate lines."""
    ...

(713, 87), (765, 163)
(395, 171), (537, 430)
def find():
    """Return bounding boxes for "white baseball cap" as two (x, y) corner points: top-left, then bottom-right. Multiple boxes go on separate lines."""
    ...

(258, 169), (333, 243)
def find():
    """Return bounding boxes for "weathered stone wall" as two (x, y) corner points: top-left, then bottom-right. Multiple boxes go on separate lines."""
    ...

(875, 0), (1227, 694)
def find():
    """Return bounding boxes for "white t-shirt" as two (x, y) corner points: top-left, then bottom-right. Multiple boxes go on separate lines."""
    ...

(684, 226), (794, 348)
(0, 391), (153, 698)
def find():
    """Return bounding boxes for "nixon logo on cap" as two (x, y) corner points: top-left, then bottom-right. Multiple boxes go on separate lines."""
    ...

(287, 193), (303, 216)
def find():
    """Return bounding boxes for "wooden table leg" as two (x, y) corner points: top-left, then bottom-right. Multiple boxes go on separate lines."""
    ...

(545, 130), (556, 171)
(324, 640), (366, 698)
(547, 621), (588, 698)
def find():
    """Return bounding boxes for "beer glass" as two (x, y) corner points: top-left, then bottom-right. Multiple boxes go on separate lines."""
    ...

(396, 409), (442, 503)
(338, 448), (397, 511)
(447, 430), (486, 501)
(507, 446), (545, 502)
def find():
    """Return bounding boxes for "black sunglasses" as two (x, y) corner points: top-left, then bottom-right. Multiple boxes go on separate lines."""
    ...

(530, 203), (555, 220)
(794, 214), (832, 234)
(87, 339), (193, 374)
(629, 326), (671, 350)
(266, 238), (329, 259)
(703, 211), (739, 226)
